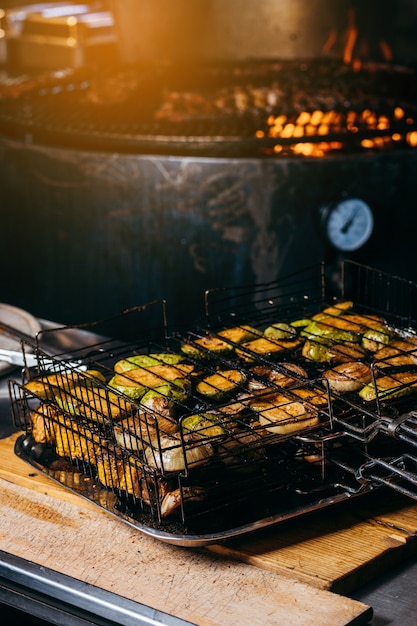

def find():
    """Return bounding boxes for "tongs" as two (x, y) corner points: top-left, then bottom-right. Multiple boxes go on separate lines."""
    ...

(0, 348), (86, 372)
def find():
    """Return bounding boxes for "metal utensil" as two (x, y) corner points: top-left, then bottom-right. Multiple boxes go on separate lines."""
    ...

(0, 348), (85, 371)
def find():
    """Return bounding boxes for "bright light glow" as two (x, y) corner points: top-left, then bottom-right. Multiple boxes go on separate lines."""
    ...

(407, 131), (417, 147)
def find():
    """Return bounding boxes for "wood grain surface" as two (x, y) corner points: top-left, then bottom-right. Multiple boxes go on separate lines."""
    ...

(0, 433), (373, 626)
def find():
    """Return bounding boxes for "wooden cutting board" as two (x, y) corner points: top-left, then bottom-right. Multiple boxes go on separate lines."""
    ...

(3, 430), (415, 595)
(0, 432), (373, 626)
(211, 489), (417, 594)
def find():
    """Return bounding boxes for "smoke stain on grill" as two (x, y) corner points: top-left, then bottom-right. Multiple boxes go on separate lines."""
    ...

(149, 157), (294, 283)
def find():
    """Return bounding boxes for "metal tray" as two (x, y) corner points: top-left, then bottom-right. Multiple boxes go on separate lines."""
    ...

(14, 432), (374, 547)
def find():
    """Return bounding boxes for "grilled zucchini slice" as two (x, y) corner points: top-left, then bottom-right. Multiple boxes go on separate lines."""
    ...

(109, 364), (194, 399)
(236, 336), (302, 362)
(196, 369), (246, 401)
(181, 325), (260, 359)
(24, 369), (106, 400)
(359, 371), (417, 402)
(181, 413), (227, 438)
(263, 322), (297, 340)
(114, 353), (184, 374)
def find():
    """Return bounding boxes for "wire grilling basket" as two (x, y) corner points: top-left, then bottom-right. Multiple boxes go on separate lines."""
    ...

(9, 260), (417, 546)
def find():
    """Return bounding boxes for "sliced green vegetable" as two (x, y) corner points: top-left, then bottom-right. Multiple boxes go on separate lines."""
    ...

(108, 375), (146, 400)
(361, 329), (391, 352)
(301, 339), (330, 363)
(301, 319), (359, 344)
(196, 369), (246, 401)
(181, 325), (261, 359)
(141, 378), (191, 405)
(236, 337), (302, 362)
(290, 318), (312, 328)
(359, 371), (417, 402)
(181, 413), (227, 438)
(264, 322), (297, 340)
(114, 353), (184, 374)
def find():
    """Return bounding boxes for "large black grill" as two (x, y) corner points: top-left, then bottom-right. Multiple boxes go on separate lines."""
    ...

(1, 59), (417, 156)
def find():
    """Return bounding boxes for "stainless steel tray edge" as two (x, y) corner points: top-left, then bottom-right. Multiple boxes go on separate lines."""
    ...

(14, 433), (373, 548)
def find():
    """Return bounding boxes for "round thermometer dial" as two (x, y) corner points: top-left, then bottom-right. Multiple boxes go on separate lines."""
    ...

(323, 198), (374, 251)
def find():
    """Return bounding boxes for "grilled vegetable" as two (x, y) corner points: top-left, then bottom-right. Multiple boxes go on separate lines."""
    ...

(374, 339), (417, 369)
(302, 313), (386, 346)
(301, 319), (359, 345)
(301, 339), (330, 362)
(311, 301), (353, 320)
(181, 325), (261, 359)
(114, 352), (184, 374)
(95, 451), (156, 501)
(140, 388), (176, 420)
(24, 369), (106, 400)
(160, 486), (207, 518)
(263, 322), (297, 340)
(327, 342), (367, 364)
(291, 386), (331, 407)
(253, 399), (320, 435)
(113, 415), (147, 451)
(114, 411), (178, 451)
(181, 413), (227, 438)
(236, 336), (302, 362)
(140, 378), (191, 407)
(359, 371), (417, 401)
(109, 363), (195, 399)
(196, 369), (246, 400)
(248, 362), (308, 391)
(361, 329), (391, 352)
(54, 384), (131, 423)
(290, 318), (313, 328)
(144, 433), (214, 472)
(323, 361), (373, 393)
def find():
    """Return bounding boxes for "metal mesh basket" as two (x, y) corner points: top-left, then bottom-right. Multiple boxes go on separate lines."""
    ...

(10, 260), (417, 545)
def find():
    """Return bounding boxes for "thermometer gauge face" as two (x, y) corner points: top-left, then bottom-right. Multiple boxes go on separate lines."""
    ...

(323, 198), (374, 252)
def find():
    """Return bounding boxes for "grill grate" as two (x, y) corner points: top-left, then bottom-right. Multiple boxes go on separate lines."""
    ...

(9, 260), (417, 545)
(1, 60), (417, 156)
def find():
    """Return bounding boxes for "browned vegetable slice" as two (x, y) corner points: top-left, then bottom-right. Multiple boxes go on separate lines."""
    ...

(312, 301), (353, 319)
(144, 433), (214, 472)
(181, 325), (260, 359)
(24, 369), (106, 400)
(374, 339), (417, 368)
(251, 393), (320, 435)
(196, 369), (246, 400)
(327, 342), (367, 364)
(301, 339), (330, 363)
(256, 403), (320, 435)
(236, 336), (302, 362)
(114, 353), (184, 374)
(54, 385), (131, 423)
(160, 486), (207, 518)
(109, 364), (194, 396)
(323, 361), (372, 393)
(291, 386), (331, 407)
(181, 413), (227, 438)
(359, 371), (417, 401)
